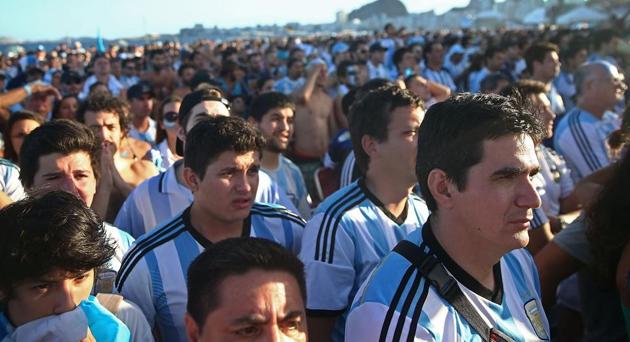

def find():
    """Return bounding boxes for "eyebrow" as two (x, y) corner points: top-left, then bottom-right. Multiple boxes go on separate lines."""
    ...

(232, 310), (304, 325)
(490, 166), (539, 179)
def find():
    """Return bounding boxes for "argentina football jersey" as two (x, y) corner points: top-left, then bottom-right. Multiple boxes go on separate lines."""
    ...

(115, 202), (305, 342)
(300, 179), (430, 341)
(346, 222), (550, 341)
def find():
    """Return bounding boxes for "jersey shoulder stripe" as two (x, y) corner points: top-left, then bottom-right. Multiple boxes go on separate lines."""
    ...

(251, 202), (306, 226)
(568, 111), (600, 171)
(115, 215), (187, 290)
(313, 183), (367, 263)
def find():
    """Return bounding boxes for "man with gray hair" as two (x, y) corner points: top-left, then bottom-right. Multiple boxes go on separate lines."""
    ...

(554, 61), (627, 181)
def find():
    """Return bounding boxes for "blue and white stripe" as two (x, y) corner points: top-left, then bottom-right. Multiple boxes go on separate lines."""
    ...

(422, 67), (457, 92)
(299, 180), (430, 341)
(115, 202), (304, 342)
(0, 158), (26, 201)
(346, 227), (550, 341)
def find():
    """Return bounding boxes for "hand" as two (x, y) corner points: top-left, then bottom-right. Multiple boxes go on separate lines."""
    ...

(98, 141), (116, 189)
(29, 81), (62, 100)
(308, 63), (324, 78)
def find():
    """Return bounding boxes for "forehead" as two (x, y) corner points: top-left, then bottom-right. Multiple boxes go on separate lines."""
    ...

(207, 150), (259, 169)
(263, 106), (294, 118)
(388, 105), (423, 127)
(38, 151), (92, 167)
(477, 134), (538, 171)
(84, 110), (119, 123)
(213, 270), (303, 313)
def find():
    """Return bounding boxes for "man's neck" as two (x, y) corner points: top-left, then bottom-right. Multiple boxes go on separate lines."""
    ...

(427, 62), (441, 71)
(261, 150), (280, 170)
(364, 170), (412, 218)
(532, 72), (552, 85)
(430, 214), (502, 290)
(132, 115), (149, 131)
(578, 99), (607, 119)
(96, 74), (109, 83)
(189, 202), (244, 243)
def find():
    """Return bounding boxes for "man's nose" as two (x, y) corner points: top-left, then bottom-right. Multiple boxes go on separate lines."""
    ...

(53, 280), (77, 315)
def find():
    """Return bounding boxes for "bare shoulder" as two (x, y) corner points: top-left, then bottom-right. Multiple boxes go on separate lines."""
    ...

(127, 160), (158, 186)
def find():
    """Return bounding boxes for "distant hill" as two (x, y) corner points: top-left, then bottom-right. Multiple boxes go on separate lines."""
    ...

(348, 0), (408, 21)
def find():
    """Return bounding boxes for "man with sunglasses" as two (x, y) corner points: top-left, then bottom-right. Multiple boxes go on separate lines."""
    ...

(60, 70), (84, 96)
(115, 87), (300, 238)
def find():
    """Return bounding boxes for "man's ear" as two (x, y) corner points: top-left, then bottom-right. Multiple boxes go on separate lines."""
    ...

(184, 313), (200, 342)
(427, 169), (457, 210)
(176, 127), (186, 143)
(183, 167), (199, 192)
(361, 135), (378, 158)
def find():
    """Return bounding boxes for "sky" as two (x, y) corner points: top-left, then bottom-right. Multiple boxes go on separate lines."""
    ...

(0, 0), (471, 42)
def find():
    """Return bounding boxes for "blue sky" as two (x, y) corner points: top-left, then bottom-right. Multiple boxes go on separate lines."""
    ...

(0, 0), (471, 41)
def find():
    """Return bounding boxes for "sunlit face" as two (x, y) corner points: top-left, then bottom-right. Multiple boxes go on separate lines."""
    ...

(130, 94), (154, 117)
(540, 51), (561, 79)
(83, 110), (123, 151)
(57, 97), (79, 120)
(188, 150), (260, 225)
(25, 94), (53, 117)
(160, 101), (182, 137)
(448, 134), (541, 253)
(372, 106), (424, 186)
(185, 270), (307, 342)
(5, 268), (94, 327)
(530, 93), (555, 139)
(32, 152), (96, 206)
(10, 119), (41, 158)
(256, 107), (294, 153)
(93, 57), (110, 76)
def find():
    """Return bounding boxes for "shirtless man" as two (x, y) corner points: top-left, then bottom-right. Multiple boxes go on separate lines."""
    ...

(141, 49), (178, 99)
(291, 60), (334, 198)
(77, 94), (158, 222)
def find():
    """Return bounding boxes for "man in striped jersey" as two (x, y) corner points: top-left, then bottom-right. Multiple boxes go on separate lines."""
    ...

(115, 116), (305, 342)
(346, 93), (550, 341)
(554, 61), (626, 181)
(114, 88), (297, 238)
(18, 119), (134, 273)
(248, 92), (312, 218)
(300, 85), (430, 342)
(422, 41), (457, 93)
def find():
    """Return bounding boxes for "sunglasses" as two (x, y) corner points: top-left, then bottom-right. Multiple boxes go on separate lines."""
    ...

(163, 111), (179, 123)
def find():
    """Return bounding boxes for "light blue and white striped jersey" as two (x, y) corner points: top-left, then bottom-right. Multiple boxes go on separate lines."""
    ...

(422, 67), (457, 92)
(299, 179), (430, 341)
(346, 223), (550, 342)
(273, 76), (305, 95)
(0, 158), (26, 201)
(339, 151), (358, 188)
(554, 107), (620, 181)
(104, 222), (135, 273)
(114, 160), (299, 238)
(115, 203), (305, 342)
(263, 155), (312, 219)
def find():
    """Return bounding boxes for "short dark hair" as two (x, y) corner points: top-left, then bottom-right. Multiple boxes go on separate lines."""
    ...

(248, 92), (295, 122)
(416, 93), (544, 211)
(0, 191), (114, 300)
(393, 47), (411, 68)
(501, 79), (547, 100)
(483, 46), (505, 62)
(76, 94), (129, 133)
(186, 237), (305, 328)
(184, 116), (264, 179)
(19, 119), (101, 188)
(524, 42), (559, 74)
(51, 94), (80, 120)
(349, 85), (423, 175)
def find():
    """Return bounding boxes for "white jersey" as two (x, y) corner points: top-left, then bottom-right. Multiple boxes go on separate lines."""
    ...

(127, 118), (157, 147)
(534, 145), (574, 216)
(339, 151), (358, 188)
(263, 156), (312, 219)
(299, 179), (430, 341)
(104, 222), (135, 273)
(115, 203), (305, 342)
(422, 67), (457, 92)
(114, 161), (298, 238)
(346, 223), (550, 342)
(0, 158), (26, 202)
(554, 107), (620, 181)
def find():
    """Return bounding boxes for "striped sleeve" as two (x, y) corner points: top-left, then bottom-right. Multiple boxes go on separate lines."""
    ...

(555, 113), (610, 180)
(115, 257), (156, 328)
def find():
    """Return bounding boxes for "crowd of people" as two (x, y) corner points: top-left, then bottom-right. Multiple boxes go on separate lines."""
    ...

(0, 22), (629, 341)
